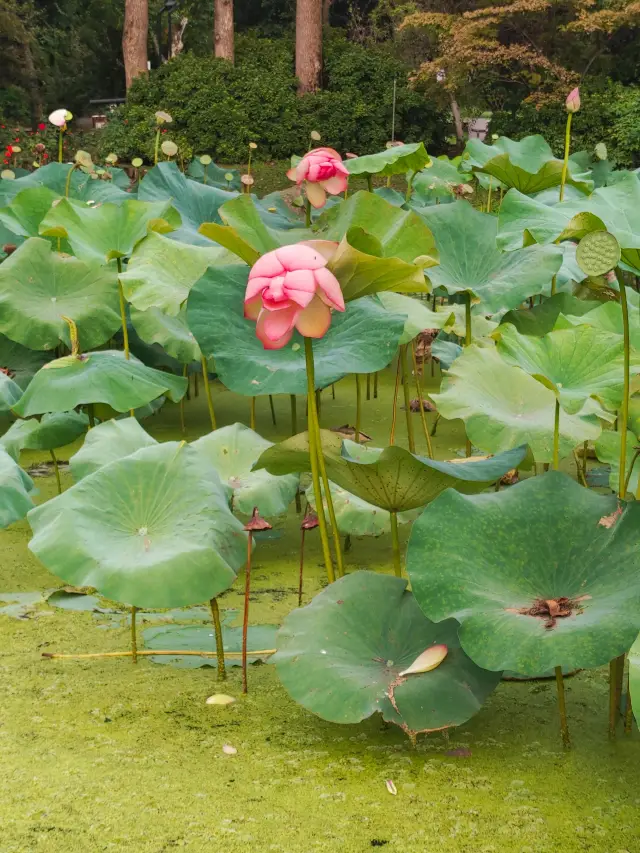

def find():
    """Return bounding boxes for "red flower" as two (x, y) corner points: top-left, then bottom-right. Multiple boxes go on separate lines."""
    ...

(38, 123), (46, 131)
(5, 145), (12, 156)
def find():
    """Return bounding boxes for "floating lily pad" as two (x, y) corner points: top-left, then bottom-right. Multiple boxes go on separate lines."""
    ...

(0, 411), (88, 460)
(70, 417), (158, 481)
(143, 623), (277, 668)
(255, 431), (526, 512)
(432, 345), (603, 464)
(0, 591), (43, 619)
(13, 351), (188, 417)
(187, 265), (406, 396)
(0, 447), (34, 527)
(47, 590), (108, 612)
(274, 571), (501, 736)
(0, 238), (121, 351)
(192, 423), (299, 517)
(28, 442), (247, 609)
(407, 471), (640, 675)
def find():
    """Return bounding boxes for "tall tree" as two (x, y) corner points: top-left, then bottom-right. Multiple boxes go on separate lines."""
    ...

(122, 0), (148, 90)
(296, 0), (322, 93)
(214, 0), (235, 62)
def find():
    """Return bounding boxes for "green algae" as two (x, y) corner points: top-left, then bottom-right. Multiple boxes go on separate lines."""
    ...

(1, 366), (639, 852)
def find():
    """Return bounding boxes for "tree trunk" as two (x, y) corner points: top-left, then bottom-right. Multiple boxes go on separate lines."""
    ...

(323, 0), (332, 26)
(22, 41), (42, 127)
(214, 0), (235, 63)
(296, 0), (322, 94)
(450, 96), (464, 143)
(123, 0), (149, 90)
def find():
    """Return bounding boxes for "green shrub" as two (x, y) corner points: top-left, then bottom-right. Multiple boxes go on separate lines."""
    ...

(490, 82), (640, 169)
(98, 31), (447, 163)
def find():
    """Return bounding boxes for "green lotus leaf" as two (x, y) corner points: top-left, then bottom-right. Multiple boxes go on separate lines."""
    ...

(344, 143), (430, 178)
(442, 304), (499, 340)
(556, 291), (640, 350)
(594, 429), (637, 496)
(0, 335), (51, 390)
(0, 186), (60, 239)
(377, 293), (454, 345)
(500, 293), (599, 337)
(630, 632), (640, 727)
(315, 191), (437, 265)
(39, 197), (179, 264)
(274, 571), (501, 735)
(0, 447), (34, 527)
(199, 194), (281, 263)
(130, 304), (201, 364)
(474, 171), (507, 192)
(28, 442), (247, 608)
(465, 135), (593, 195)
(143, 623), (278, 668)
(305, 481), (419, 537)
(191, 423), (299, 517)
(186, 158), (241, 190)
(0, 238), (121, 351)
(0, 372), (23, 414)
(407, 471), (640, 675)
(186, 265), (406, 396)
(139, 162), (236, 245)
(432, 345), (603, 463)
(254, 431), (526, 512)
(431, 338), (462, 369)
(0, 163), (130, 207)
(418, 201), (563, 313)
(1, 411), (88, 460)
(253, 192), (307, 231)
(411, 157), (468, 206)
(119, 230), (236, 315)
(70, 417), (158, 481)
(495, 323), (638, 414)
(13, 350), (188, 417)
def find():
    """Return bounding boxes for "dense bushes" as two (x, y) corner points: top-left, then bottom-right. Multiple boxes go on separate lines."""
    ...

(98, 32), (447, 163)
(491, 82), (640, 169)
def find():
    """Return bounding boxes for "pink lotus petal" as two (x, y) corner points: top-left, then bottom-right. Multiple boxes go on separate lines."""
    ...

(245, 274), (273, 303)
(244, 294), (262, 320)
(275, 244), (326, 272)
(305, 181), (327, 209)
(294, 295), (332, 338)
(321, 174), (348, 196)
(314, 267), (345, 311)
(286, 166), (298, 183)
(399, 644), (448, 676)
(250, 252), (286, 279)
(257, 305), (299, 344)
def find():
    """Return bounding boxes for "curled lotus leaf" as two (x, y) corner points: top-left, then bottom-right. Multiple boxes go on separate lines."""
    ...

(191, 423), (299, 518)
(304, 481), (420, 537)
(500, 293), (600, 337)
(254, 430), (526, 512)
(344, 143), (429, 178)
(377, 293), (455, 345)
(130, 304), (202, 364)
(70, 417), (158, 482)
(13, 350), (188, 417)
(28, 442), (247, 609)
(0, 447), (34, 528)
(1, 411), (88, 460)
(407, 471), (640, 675)
(0, 372), (23, 414)
(187, 158), (241, 190)
(274, 571), (501, 737)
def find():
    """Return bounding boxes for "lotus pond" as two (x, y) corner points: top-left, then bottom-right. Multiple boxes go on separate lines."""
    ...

(1, 117), (640, 851)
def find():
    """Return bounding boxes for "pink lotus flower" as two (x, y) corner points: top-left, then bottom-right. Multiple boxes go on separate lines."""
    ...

(245, 243), (345, 350)
(287, 147), (349, 209)
(565, 87), (580, 114)
(49, 108), (71, 128)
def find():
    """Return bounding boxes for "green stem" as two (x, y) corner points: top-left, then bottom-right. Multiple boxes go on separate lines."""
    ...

(201, 356), (217, 431)
(250, 397), (256, 430)
(619, 280), (631, 499)
(551, 274), (557, 297)
(405, 171), (414, 203)
(203, 165), (208, 185)
(390, 511), (402, 578)
(290, 394), (297, 435)
(559, 112), (573, 202)
(553, 398), (561, 470)
(486, 178), (493, 213)
(242, 532), (252, 694)
(373, 371), (378, 399)
(304, 337), (335, 584)
(179, 363), (187, 434)
(389, 353), (402, 445)
(624, 659), (634, 735)
(50, 449), (62, 495)
(154, 128), (161, 166)
(58, 128), (63, 163)
(555, 666), (571, 748)
(298, 528), (306, 607)
(366, 174), (373, 193)
(305, 197), (312, 227)
(209, 597), (226, 681)
(355, 374), (362, 444)
(64, 164), (77, 199)
(268, 394), (277, 426)
(131, 606), (138, 664)
(87, 404), (95, 429)
(412, 340), (434, 458)
(366, 373), (371, 401)
(116, 259), (129, 360)
(464, 293), (472, 456)
(401, 345), (416, 454)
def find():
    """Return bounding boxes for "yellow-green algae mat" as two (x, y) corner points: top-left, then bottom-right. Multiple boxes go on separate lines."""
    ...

(1, 370), (639, 853)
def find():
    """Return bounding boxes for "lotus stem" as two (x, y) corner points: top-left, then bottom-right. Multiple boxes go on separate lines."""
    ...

(486, 178), (493, 213)
(401, 345), (416, 454)
(298, 528), (306, 607)
(43, 649), (276, 660)
(312, 410), (345, 579)
(87, 404), (95, 429)
(305, 197), (312, 228)
(331, 384), (335, 399)
(49, 449), (62, 495)
(559, 112), (573, 203)
(573, 450), (587, 487)
(344, 533), (352, 552)
(242, 531), (253, 694)
(551, 274), (557, 297)
(179, 364), (187, 435)
(250, 397), (256, 430)
(201, 356), (217, 431)
(464, 293), (472, 456)
(64, 163), (77, 199)
(116, 260), (130, 362)
(431, 412), (441, 437)
(355, 374), (362, 444)
(366, 374), (371, 400)
(315, 389), (322, 419)
(154, 128), (161, 165)
(624, 661), (634, 735)
(304, 337), (335, 584)
(366, 175), (373, 193)
(609, 657), (619, 738)
(131, 606), (138, 664)
(412, 340), (433, 458)
(554, 666), (571, 748)
(58, 128), (63, 163)
(289, 394), (297, 435)
(390, 511), (402, 578)
(389, 354), (402, 445)
(553, 399), (561, 470)
(193, 371), (199, 397)
(374, 372), (378, 398)
(268, 395), (277, 426)
(618, 279), (631, 499)
(405, 171), (414, 203)
(203, 164), (208, 185)
(209, 597), (226, 681)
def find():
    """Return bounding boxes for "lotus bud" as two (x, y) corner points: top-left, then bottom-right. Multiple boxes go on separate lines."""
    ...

(155, 110), (173, 125)
(565, 87), (580, 114)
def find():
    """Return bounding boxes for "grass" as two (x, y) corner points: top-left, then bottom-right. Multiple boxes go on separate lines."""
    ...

(1, 366), (639, 852)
